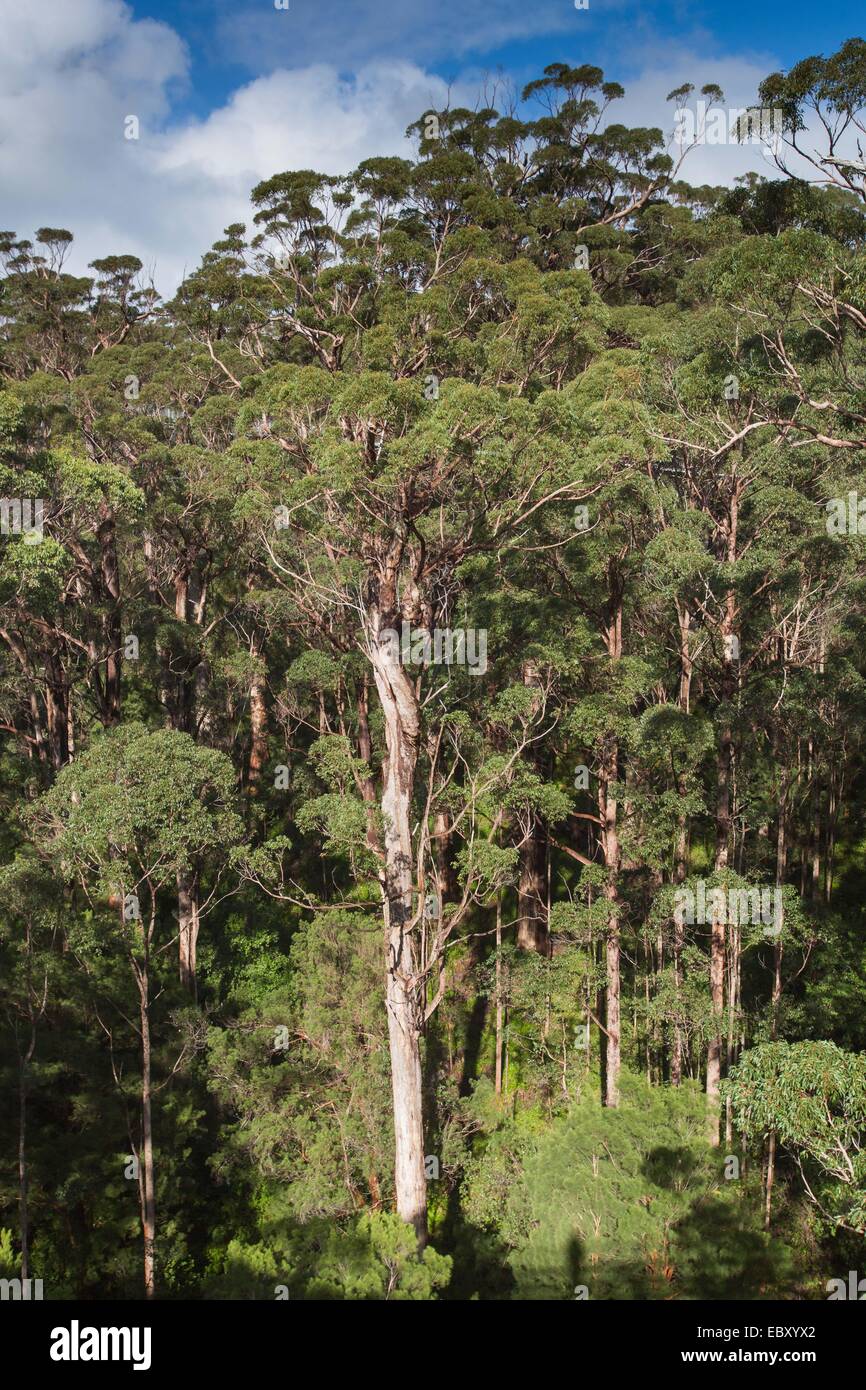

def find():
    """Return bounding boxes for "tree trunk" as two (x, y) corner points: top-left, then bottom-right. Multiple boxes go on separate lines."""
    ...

(247, 629), (269, 796)
(764, 1130), (777, 1232)
(356, 675), (384, 862)
(671, 602), (692, 1087)
(670, 918), (684, 1087)
(495, 895), (504, 1096)
(707, 758), (729, 1147)
(825, 767), (837, 904)
(600, 585), (623, 1107)
(97, 501), (123, 725)
(517, 814), (550, 955)
(45, 655), (71, 770)
(671, 805), (689, 1088)
(517, 660), (550, 956)
(18, 1051), (31, 1281)
(764, 765), (787, 1226)
(706, 900), (725, 1146)
(724, 921), (739, 1147)
(707, 581), (735, 1142)
(138, 934), (156, 1299)
(370, 611), (427, 1243)
(601, 745), (620, 1107)
(177, 868), (200, 997)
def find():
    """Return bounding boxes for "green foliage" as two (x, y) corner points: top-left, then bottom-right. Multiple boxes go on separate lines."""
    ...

(727, 1043), (866, 1234)
(30, 723), (245, 895)
(462, 1076), (799, 1299)
(207, 1212), (450, 1300)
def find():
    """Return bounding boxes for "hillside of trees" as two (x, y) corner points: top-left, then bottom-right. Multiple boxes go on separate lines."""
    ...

(3, 39), (866, 1301)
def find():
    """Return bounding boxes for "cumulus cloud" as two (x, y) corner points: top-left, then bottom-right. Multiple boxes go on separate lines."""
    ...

(146, 60), (471, 284)
(155, 61), (466, 199)
(0, 0), (187, 277)
(0, 0), (466, 292)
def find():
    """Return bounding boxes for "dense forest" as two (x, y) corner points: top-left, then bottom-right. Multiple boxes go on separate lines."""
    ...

(2, 37), (866, 1302)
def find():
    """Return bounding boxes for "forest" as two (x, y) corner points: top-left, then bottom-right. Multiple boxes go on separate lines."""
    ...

(2, 37), (866, 1303)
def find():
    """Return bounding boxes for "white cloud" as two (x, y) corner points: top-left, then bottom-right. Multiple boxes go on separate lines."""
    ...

(0, 0), (188, 274)
(0, 0), (463, 292)
(156, 62), (462, 192)
(147, 61), (466, 285)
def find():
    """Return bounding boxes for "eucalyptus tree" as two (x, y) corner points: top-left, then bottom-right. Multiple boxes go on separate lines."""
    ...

(728, 1041), (866, 1236)
(165, 124), (610, 1231)
(28, 724), (246, 1295)
(754, 38), (866, 205)
(231, 358), (598, 1238)
(0, 231), (157, 769)
(0, 860), (66, 1282)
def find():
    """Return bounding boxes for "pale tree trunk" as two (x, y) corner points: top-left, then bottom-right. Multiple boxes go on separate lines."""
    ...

(808, 738), (821, 903)
(140, 989), (156, 1299)
(671, 817), (687, 1088)
(177, 868), (200, 998)
(671, 602), (692, 1087)
(825, 765), (837, 904)
(724, 920), (739, 1147)
(671, 753), (688, 1090)
(370, 609), (427, 1243)
(166, 565), (206, 997)
(771, 768), (787, 1025)
(494, 895), (504, 1096)
(708, 565), (736, 1143)
(603, 892), (620, 1107)
(765, 764), (787, 1227)
(517, 661), (550, 956)
(600, 590), (622, 1107)
(600, 732), (620, 1107)
(135, 902), (156, 1299)
(97, 501), (122, 725)
(706, 901), (725, 1146)
(707, 711), (731, 1144)
(170, 572), (193, 733)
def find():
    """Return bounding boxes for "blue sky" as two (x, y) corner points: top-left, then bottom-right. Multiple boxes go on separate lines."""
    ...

(1, 0), (862, 292)
(130, 0), (865, 121)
